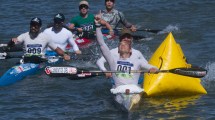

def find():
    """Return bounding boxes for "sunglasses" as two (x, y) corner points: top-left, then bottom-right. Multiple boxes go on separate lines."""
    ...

(54, 20), (63, 24)
(30, 23), (41, 28)
(79, 4), (89, 10)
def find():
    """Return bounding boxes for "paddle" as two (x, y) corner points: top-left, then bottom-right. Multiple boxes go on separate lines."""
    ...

(101, 29), (146, 40)
(0, 52), (49, 64)
(0, 43), (23, 52)
(44, 66), (207, 80)
(114, 28), (162, 34)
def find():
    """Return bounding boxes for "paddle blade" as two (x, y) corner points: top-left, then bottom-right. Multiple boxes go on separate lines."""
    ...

(44, 66), (78, 77)
(44, 66), (102, 79)
(0, 52), (7, 59)
(168, 67), (207, 78)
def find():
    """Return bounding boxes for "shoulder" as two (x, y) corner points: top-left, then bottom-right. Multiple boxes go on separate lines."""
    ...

(113, 9), (119, 13)
(101, 9), (107, 14)
(21, 32), (29, 36)
(88, 13), (95, 18)
(71, 15), (81, 21)
(112, 9), (121, 14)
(43, 27), (52, 33)
(110, 48), (119, 56)
(39, 32), (51, 40)
(62, 28), (73, 35)
(115, 10), (124, 17)
(111, 47), (118, 52)
(17, 32), (29, 39)
(88, 13), (94, 16)
(132, 48), (140, 52)
(132, 48), (143, 55)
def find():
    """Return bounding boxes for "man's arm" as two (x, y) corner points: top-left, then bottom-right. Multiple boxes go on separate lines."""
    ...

(140, 60), (158, 73)
(54, 47), (70, 60)
(47, 36), (70, 60)
(68, 32), (81, 54)
(96, 56), (107, 71)
(118, 12), (136, 32)
(96, 27), (114, 68)
(136, 50), (148, 64)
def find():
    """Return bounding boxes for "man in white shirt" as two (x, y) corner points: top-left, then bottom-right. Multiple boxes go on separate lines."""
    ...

(44, 13), (81, 55)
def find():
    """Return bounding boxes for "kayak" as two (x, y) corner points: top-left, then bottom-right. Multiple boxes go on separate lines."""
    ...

(0, 54), (62, 86)
(0, 63), (43, 86)
(143, 32), (207, 97)
(113, 92), (143, 111)
(110, 84), (144, 111)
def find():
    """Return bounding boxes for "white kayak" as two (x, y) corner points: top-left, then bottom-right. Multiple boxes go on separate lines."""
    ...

(111, 84), (143, 111)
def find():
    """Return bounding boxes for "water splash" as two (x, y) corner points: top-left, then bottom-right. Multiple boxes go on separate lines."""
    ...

(201, 62), (215, 91)
(158, 24), (181, 34)
(203, 62), (215, 81)
(137, 37), (154, 41)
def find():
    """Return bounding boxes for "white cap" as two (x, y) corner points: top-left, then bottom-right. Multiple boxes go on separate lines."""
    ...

(79, 1), (89, 6)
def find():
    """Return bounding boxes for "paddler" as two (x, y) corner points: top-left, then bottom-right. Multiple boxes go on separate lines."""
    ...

(96, 28), (148, 83)
(68, 0), (114, 39)
(100, 0), (137, 32)
(94, 15), (158, 92)
(9, 17), (70, 61)
(44, 13), (81, 55)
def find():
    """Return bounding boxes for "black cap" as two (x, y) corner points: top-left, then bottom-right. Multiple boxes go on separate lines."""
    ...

(54, 13), (65, 23)
(30, 17), (42, 26)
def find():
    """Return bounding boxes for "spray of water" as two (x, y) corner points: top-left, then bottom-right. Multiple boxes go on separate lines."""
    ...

(201, 62), (215, 91)
(157, 24), (181, 34)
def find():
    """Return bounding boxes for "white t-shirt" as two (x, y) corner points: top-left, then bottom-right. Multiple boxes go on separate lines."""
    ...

(16, 32), (57, 56)
(43, 27), (79, 51)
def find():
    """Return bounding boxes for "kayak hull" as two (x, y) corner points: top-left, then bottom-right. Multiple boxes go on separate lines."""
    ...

(114, 93), (142, 111)
(143, 33), (207, 97)
(0, 63), (42, 86)
(0, 55), (61, 86)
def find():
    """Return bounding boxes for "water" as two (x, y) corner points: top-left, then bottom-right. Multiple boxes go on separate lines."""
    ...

(0, 0), (215, 119)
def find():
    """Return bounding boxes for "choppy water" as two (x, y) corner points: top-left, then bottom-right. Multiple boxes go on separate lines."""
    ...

(0, 0), (215, 119)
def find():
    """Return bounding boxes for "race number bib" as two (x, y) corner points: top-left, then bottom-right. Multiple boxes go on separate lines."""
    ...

(26, 44), (42, 55)
(115, 61), (134, 79)
(81, 24), (94, 31)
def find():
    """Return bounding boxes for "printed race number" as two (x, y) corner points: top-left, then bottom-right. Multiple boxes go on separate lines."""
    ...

(117, 65), (131, 72)
(82, 25), (93, 31)
(27, 48), (42, 54)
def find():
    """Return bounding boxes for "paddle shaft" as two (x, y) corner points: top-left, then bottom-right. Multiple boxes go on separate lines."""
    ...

(85, 68), (207, 78)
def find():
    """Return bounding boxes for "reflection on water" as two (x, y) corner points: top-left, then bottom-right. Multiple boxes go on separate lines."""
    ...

(131, 95), (202, 119)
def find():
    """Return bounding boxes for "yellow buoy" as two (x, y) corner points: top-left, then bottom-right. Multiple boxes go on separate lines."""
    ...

(143, 33), (207, 97)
